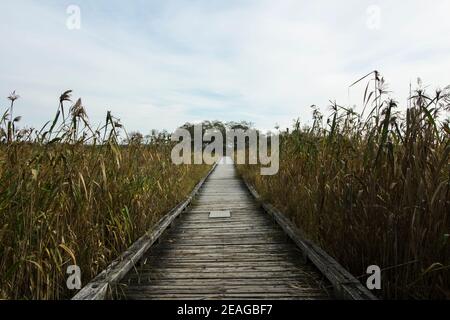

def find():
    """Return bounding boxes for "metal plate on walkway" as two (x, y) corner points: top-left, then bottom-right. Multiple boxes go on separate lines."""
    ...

(209, 210), (231, 218)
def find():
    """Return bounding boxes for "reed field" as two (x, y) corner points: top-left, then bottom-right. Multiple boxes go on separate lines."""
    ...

(0, 91), (211, 299)
(0, 75), (448, 300)
(237, 77), (450, 299)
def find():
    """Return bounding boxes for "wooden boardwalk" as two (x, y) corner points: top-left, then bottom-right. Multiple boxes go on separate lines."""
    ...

(118, 158), (332, 300)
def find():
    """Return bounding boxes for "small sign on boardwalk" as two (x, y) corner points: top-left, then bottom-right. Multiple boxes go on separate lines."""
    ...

(209, 210), (231, 218)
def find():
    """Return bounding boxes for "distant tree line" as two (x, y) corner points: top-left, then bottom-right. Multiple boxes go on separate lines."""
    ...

(128, 120), (256, 152)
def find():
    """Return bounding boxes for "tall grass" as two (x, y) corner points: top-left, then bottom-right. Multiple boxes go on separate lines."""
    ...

(0, 91), (210, 299)
(237, 77), (450, 299)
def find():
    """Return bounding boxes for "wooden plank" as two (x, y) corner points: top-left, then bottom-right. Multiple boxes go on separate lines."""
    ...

(173, 225), (276, 231)
(158, 239), (288, 246)
(137, 264), (314, 273)
(125, 271), (321, 280)
(165, 233), (285, 240)
(124, 286), (326, 293)
(124, 292), (329, 300)
(147, 247), (300, 255)
(140, 255), (304, 263)
(139, 261), (308, 268)
(152, 243), (297, 250)
(126, 288), (327, 295)
(123, 278), (322, 286)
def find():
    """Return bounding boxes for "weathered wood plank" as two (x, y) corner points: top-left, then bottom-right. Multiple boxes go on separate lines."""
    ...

(141, 255), (304, 263)
(124, 293), (329, 300)
(125, 272), (321, 280)
(139, 261), (309, 269)
(123, 278), (322, 286)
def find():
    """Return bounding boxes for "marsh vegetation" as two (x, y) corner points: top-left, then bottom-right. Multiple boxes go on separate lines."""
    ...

(0, 91), (210, 299)
(238, 76), (450, 299)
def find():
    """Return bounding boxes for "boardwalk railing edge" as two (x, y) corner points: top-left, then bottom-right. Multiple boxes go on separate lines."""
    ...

(242, 179), (378, 301)
(72, 162), (218, 300)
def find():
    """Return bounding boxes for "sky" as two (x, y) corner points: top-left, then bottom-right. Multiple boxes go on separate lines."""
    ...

(1, 0), (450, 133)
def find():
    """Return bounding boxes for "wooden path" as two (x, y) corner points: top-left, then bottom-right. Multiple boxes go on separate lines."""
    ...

(118, 158), (332, 300)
